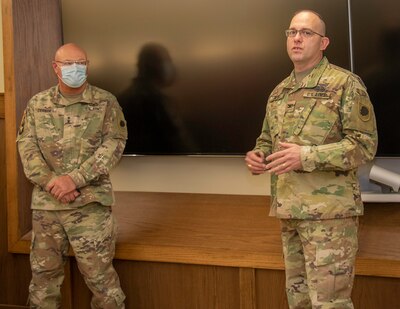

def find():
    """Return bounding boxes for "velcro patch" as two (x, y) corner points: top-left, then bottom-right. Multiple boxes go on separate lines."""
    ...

(18, 111), (26, 135)
(358, 101), (371, 122)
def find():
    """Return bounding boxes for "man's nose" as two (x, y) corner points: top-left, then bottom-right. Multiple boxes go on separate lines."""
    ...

(294, 32), (303, 40)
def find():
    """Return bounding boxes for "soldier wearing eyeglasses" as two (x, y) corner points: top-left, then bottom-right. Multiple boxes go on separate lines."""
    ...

(17, 43), (127, 308)
(245, 10), (377, 309)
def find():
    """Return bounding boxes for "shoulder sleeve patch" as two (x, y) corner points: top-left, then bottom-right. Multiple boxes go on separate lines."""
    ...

(358, 100), (371, 122)
(18, 110), (27, 135)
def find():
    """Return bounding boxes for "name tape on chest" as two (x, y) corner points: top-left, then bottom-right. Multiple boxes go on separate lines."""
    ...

(303, 92), (331, 99)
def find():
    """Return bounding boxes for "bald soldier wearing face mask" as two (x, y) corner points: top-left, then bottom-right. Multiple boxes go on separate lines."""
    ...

(17, 43), (127, 308)
(245, 10), (377, 309)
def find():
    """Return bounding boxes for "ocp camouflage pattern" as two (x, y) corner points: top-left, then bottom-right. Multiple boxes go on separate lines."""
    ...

(17, 84), (128, 210)
(254, 57), (378, 220)
(281, 217), (358, 309)
(29, 203), (126, 308)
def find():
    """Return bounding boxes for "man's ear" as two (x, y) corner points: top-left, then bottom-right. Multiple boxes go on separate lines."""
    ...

(52, 61), (58, 74)
(320, 36), (330, 51)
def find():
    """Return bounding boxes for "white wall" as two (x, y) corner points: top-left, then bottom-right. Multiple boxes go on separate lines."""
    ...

(111, 156), (270, 195)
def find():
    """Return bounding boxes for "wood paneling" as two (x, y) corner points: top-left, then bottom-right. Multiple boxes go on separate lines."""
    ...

(256, 269), (288, 309)
(3, 0), (63, 251)
(96, 193), (400, 278)
(70, 260), (241, 309)
(0, 118), (31, 307)
(11, 192), (400, 279)
(113, 193), (283, 269)
(5, 189), (400, 307)
(0, 0), (63, 307)
(0, 120), (5, 241)
(239, 268), (256, 309)
(0, 94), (4, 119)
(353, 275), (400, 309)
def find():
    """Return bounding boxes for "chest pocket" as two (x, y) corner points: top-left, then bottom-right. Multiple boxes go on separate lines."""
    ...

(293, 93), (339, 145)
(80, 104), (107, 148)
(267, 93), (286, 141)
(35, 107), (62, 141)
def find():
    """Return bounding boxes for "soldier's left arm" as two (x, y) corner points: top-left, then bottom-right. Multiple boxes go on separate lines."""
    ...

(17, 101), (58, 189)
(68, 99), (127, 188)
(301, 76), (378, 172)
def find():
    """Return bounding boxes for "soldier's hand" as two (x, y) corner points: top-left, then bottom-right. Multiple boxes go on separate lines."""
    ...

(245, 151), (267, 175)
(265, 142), (302, 175)
(46, 175), (77, 201)
(60, 190), (81, 204)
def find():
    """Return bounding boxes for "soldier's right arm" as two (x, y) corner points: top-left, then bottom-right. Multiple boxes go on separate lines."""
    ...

(17, 101), (56, 189)
(253, 109), (273, 157)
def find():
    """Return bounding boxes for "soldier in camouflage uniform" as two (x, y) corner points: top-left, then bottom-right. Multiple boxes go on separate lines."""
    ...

(245, 10), (377, 309)
(17, 43), (127, 308)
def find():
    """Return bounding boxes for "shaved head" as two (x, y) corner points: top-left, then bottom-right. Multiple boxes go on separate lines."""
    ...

(54, 43), (87, 62)
(292, 10), (326, 36)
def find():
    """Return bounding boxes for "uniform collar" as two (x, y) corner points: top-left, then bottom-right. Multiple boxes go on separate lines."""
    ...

(283, 57), (329, 90)
(51, 84), (96, 106)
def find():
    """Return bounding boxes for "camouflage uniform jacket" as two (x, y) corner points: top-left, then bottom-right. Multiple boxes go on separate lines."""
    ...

(254, 57), (378, 220)
(17, 84), (127, 210)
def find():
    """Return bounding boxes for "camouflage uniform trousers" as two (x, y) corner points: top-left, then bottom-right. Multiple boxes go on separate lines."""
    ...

(29, 203), (126, 309)
(280, 216), (359, 309)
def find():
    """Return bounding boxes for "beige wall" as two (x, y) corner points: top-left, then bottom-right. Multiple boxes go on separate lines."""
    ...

(111, 156), (270, 195)
(0, 1), (270, 195)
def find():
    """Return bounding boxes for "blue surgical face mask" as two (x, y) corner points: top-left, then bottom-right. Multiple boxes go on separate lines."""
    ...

(60, 63), (87, 88)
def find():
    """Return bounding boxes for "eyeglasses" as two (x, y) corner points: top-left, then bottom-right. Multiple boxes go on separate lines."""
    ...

(55, 60), (89, 66)
(285, 29), (324, 38)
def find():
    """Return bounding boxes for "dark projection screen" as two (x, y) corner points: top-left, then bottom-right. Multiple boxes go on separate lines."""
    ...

(351, 0), (400, 157)
(62, 0), (350, 155)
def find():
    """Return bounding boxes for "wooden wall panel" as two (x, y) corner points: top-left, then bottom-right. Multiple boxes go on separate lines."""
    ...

(26, 257), (400, 309)
(70, 260), (241, 309)
(0, 0), (63, 307)
(255, 269), (288, 309)
(4, 0), (63, 249)
(12, 0), (62, 237)
(0, 94), (4, 118)
(352, 275), (400, 309)
(239, 268), (256, 309)
(254, 268), (400, 309)
(0, 117), (31, 307)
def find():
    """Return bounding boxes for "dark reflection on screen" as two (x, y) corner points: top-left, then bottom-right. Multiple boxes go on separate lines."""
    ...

(61, 0), (350, 155)
(118, 43), (197, 154)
